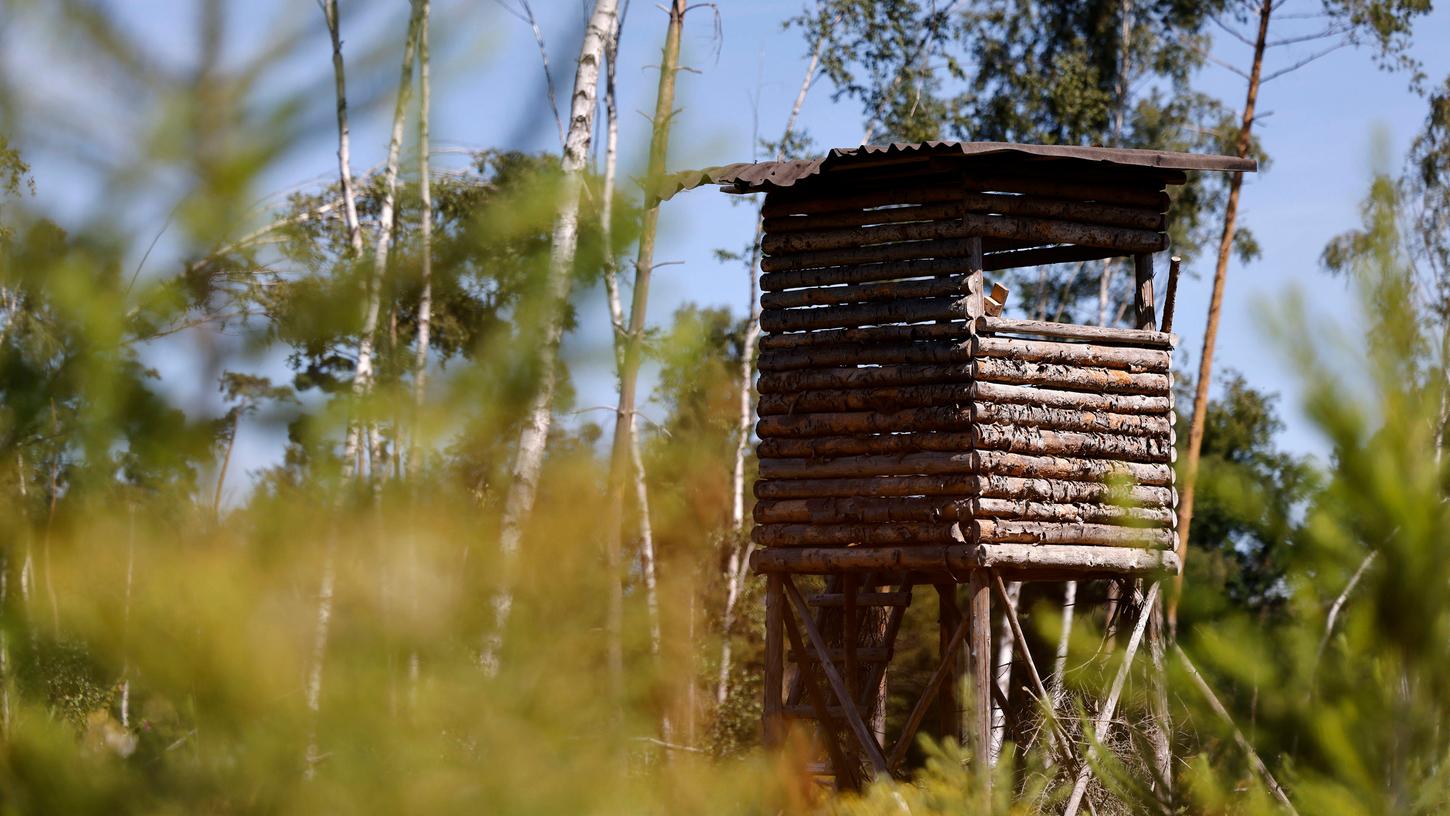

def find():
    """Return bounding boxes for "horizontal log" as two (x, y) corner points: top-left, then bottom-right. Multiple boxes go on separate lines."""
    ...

(761, 258), (970, 292)
(970, 380), (1172, 416)
(761, 174), (1169, 219)
(973, 423), (1174, 463)
(757, 451), (977, 479)
(758, 340), (971, 372)
(748, 543), (1180, 575)
(762, 183), (959, 218)
(982, 243), (1125, 271)
(760, 238), (981, 274)
(754, 496), (973, 524)
(971, 518), (1175, 549)
(764, 192), (1165, 239)
(760, 296), (968, 333)
(757, 407), (972, 438)
(757, 383), (972, 414)
(757, 364), (973, 395)
(977, 474), (1174, 507)
(757, 432), (976, 459)
(759, 212), (1165, 258)
(974, 357), (1170, 395)
(973, 400), (1173, 436)
(972, 335), (1170, 373)
(973, 497), (1174, 526)
(759, 321), (971, 350)
(751, 522), (964, 547)
(977, 316), (1177, 349)
(976, 449), (1172, 486)
(754, 475), (979, 499)
(958, 212), (1166, 253)
(970, 544), (1180, 574)
(760, 275), (971, 310)
(764, 201), (963, 233)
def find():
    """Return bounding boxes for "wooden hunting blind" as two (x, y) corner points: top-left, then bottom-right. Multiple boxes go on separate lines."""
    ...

(664, 142), (1255, 791)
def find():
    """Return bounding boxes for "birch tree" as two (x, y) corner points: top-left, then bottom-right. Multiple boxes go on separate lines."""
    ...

(412, 0), (432, 473)
(488, 0), (620, 674)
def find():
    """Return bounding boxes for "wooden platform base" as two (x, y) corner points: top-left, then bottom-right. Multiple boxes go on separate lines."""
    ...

(750, 543), (1179, 578)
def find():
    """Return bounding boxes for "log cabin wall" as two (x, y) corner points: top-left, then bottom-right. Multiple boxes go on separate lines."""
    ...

(749, 162), (1180, 558)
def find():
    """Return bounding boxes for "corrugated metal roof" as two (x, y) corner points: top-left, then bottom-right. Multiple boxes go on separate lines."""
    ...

(657, 141), (1256, 201)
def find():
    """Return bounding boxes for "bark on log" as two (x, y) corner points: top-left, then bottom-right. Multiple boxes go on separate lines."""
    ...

(760, 321), (971, 350)
(970, 380), (1172, 416)
(757, 383), (972, 414)
(761, 258), (970, 292)
(763, 192), (1164, 238)
(958, 212), (1166, 253)
(972, 518), (1175, 549)
(973, 497), (1174, 526)
(757, 432), (976, 460)
(759, 340), (971, 372)
(757, 406), (973, 438)
(760, 296), (968, 332)
(973, 423), (1174, 463)
(761, 274), (971, 310)
(758, 212), (1165, 258)
(754, 474), (979, 499)
(761, 175), (1169, 218)
(973, 400), (1173, 436)
(977, 474), (1174, 507)
(754, 496), (974, 524)
(760, 238), (981, 274)
(972, 335), (1170, 373)
(757, 363), (973, 394)
(974, 357), (1170, 396)
(752, 522), (963, 547)
(758, 451), (977, 479)
(982, 243), (1126, 272)
(976, 316), (1177, 349)
(976, 449), (1172, 486)
(748, 544), (1180, 575)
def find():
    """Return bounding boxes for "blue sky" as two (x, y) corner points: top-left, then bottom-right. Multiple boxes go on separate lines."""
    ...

(5, 0), (1450, 497)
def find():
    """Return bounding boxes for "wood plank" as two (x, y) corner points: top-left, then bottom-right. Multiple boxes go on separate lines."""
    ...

(976, 316), (1177, 349)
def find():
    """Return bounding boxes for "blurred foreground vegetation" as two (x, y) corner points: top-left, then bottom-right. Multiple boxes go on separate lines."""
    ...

(0, 1), (1449, 813)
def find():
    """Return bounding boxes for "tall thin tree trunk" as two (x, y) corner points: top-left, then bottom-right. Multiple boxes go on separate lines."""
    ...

(324, 0), (368, 478)
(412, 0), (432, 475)
(716, 17), (829, 707)
(603, 0), (686, 700)
(212, 413), (238, 517)
(351, 1), (422, 481)
(487, 0), (621, 674)
(1171, 0), (1272, 635)
(990, 578), (1020, 763)
(1051, 580), (1076, 698)
(303, 542), (336, 779)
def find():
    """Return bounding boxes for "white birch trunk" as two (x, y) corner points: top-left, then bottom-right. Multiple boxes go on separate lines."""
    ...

(486, 0), (620, 674)
(303, 544), (336, 779)
(352, 2), (422, 480)
(412, 0), (433, 474)
(717, 24), (827, 706)
(1051, 579), (1076, 700)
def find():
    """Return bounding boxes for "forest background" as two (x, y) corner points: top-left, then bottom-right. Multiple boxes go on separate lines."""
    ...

(1, 0), (1450, 813)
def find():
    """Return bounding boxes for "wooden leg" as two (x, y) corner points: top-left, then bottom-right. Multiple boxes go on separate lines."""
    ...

(763, 573), (784, 748)
(935, 584), (962, 743)
(969, 569), (993, 790)
(1145, 581), (1173, 797)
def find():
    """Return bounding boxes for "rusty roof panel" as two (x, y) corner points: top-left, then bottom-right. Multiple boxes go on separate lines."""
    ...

(657, 141), (1256, 201)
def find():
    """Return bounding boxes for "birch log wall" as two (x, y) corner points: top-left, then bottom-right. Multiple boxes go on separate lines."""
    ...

(659, 143), (1254, 792)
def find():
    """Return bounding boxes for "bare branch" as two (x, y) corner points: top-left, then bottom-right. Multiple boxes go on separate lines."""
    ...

(1210, 14), (1258, 48)
(1260, 41), (1349, 83)
(1314, 550), (1377, 669)
(497, 0), (565, 148)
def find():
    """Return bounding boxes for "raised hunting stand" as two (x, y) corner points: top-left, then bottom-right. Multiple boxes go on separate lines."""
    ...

(663, 143), (1255, 797)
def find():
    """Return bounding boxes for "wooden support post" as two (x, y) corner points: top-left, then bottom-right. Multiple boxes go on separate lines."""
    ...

(889, 605), (973, 769)
(781, 606), (857, 789)
(1145, 583), (1173, 797)
(969, 569), (993, 790)
(991, 573), (1071, 765)
(1133, 252), (1156, 331)
(782, 576), (892, 777)
(843, 574), (859, 702)
(763, 573), (784, 748)
(935, 584), (962, 743)
(965, 235), (986, 318)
